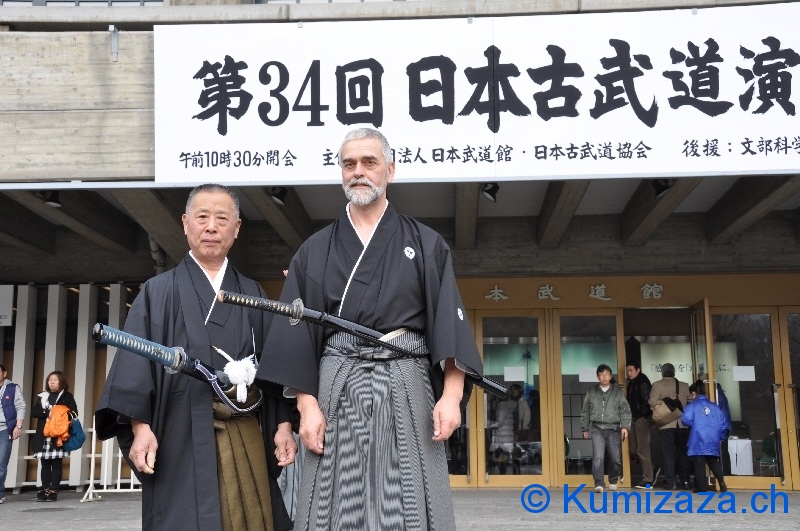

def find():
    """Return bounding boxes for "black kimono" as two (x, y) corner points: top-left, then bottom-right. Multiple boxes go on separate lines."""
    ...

(96, 255), (293, 531)
(259, 203), (483, 530)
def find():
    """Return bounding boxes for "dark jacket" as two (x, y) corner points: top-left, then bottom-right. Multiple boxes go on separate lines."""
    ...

(31, 389), (78, 454)
(626, 371), (652, 420)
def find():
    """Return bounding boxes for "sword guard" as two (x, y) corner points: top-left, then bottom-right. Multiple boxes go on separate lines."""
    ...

(290, 298), (304, 326)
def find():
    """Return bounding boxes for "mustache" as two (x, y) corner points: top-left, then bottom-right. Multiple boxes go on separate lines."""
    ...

(346, 178), (377, 190)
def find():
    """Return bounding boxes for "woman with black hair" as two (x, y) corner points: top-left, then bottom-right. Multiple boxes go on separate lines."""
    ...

(31, 370), (78, 502)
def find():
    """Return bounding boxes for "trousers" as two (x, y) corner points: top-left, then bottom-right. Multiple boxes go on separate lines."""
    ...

(629, 418), (653, 483)
(590, 424), (622, 487)
(0, 428), (11, 491)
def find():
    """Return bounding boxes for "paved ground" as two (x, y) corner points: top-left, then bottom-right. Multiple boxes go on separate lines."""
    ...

(2, 485), (797, 529)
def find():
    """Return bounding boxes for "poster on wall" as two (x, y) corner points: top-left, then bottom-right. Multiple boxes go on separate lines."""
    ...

(154, 3), (800, 185)
(0, 285), (13, 327)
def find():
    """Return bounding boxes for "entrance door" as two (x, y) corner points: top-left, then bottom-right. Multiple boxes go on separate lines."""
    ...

(691, 299), (714, 398)
(552, 309), (626, 488)
(475, 310), (548, 486)
(710, 307), (786, 489)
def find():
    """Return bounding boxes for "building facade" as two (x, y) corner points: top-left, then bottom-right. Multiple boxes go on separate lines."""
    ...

(1, 0), (800, 494)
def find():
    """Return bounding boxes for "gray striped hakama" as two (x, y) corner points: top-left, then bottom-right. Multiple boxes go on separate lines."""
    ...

(295, 334), (456, 531)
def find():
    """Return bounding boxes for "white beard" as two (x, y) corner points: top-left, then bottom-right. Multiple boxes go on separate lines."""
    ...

(343, 178), (386, 206)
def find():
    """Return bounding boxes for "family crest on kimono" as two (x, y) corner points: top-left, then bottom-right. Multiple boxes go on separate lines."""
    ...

(259, 128), (484, 531)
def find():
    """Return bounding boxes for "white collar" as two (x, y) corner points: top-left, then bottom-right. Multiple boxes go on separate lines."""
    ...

(189, 251), (228, 294)
(189, 251), (228, 324)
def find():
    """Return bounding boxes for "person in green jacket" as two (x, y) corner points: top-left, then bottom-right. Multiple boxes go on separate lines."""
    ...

(581, 364), (632, 493)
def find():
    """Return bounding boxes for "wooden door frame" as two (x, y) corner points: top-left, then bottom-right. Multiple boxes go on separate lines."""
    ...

(776, 306), (800, 490)
(471, 308), (549, 487)
(710, 305), (790, 491)
(549, 308), (628, 488)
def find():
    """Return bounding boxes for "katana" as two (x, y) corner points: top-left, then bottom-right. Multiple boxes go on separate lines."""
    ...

(217, 290), (508, 398)
(92, 323), (262, 413)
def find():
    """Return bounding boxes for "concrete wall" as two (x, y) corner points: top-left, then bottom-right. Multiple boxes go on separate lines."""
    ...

(0, 31), (154, 182)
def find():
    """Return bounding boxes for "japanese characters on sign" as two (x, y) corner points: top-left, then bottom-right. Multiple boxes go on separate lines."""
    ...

(155, 4), (800, 184)
(483, 282), (666, 304)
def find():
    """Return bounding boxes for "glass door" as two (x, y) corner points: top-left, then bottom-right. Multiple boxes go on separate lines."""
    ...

(710, 307), (787, 490)
(552, 309), (626, 487)
(475, 310), (547, 487)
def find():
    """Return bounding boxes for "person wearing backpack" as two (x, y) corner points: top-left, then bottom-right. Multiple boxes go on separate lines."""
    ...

(31, 371), (78, 502)
(648, 363), (691, 490)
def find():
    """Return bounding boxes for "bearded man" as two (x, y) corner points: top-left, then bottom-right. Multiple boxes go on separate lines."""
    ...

(258, 128), (483, 530)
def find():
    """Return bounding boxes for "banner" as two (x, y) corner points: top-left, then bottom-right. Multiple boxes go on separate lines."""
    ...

(154, 3), (800, 184)
(0, 285), (13, 327)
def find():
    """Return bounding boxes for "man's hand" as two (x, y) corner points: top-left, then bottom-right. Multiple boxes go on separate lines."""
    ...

(583, 431), (589, 439)
(432, 394), (461, 441)
(297, 392), (326, 455)
(433, 358), (464, 441)
(130, 419), (158, 474)
(621, 428), (629, 440)
(273, 421), (297, 466)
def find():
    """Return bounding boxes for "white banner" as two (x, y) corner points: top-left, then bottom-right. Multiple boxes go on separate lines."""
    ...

(154, 3), (800, 185)
(0, 285), (13, 327)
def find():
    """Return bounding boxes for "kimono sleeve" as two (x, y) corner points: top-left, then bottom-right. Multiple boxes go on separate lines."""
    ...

(424, 233), (482, 376)
(257, 244), (322, 397)
(95, 281), (160, 441)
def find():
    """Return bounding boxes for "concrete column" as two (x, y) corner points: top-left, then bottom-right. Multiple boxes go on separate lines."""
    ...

(99, 283), (127, 486)
(69, 284), (97, 488)
(43, 285), (67, 388)
(8, 285), (37, 491)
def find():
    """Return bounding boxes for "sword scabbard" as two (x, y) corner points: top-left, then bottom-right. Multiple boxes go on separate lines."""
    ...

(218, 291), (508, 398)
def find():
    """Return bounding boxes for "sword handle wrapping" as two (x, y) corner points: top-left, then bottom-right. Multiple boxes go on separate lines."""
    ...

(92, 323), (232, 388)
(218, 291), (302, 320)
(92, 323), (187, 373)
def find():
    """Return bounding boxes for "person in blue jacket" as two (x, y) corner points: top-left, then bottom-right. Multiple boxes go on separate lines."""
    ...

(680, 381), (728, 493)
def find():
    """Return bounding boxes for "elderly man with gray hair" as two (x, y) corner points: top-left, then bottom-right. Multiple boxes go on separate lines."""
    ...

(649, 363), (691, 490)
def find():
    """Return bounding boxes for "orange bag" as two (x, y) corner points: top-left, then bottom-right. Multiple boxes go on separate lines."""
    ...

(43, 404), (72, 447)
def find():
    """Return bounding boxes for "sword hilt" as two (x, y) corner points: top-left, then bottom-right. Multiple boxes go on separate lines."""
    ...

(93, 323), (188, 373)
(92, 323), (232, 387)
(218, 290), (305, 323)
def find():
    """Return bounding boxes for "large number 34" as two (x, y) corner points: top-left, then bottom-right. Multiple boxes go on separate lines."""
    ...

(258, 60), (329, 127)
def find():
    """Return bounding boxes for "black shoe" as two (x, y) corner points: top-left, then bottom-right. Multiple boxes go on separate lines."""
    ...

(719, 483), (728, 492)
(36, 489), (47, 502)
(635, 481), (653, 489)
(46, 490), (57, 502)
